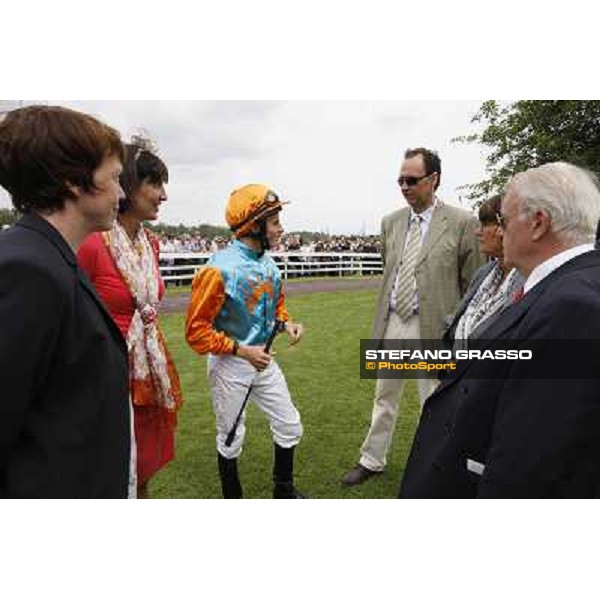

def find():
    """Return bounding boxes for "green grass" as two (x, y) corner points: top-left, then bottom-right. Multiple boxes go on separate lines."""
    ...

(151, 288), (421, 498)
(164, 285), (194, 297)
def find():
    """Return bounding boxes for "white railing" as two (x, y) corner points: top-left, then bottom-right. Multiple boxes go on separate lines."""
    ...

(159, 251), (383, 284)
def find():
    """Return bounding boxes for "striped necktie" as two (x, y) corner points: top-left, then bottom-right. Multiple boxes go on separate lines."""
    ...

(395, 215), (422, 320)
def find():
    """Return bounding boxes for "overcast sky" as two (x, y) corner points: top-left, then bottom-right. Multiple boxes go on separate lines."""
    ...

(0, 100), (490, 234)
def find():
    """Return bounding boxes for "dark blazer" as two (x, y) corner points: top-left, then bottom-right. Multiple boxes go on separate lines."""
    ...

(400, 250), (600, 498)
(0, 214), (130, 498)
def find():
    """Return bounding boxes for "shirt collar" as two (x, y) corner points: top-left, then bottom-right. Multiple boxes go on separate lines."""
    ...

(409, 195), (438, 224)
(524, 243), (595, 293)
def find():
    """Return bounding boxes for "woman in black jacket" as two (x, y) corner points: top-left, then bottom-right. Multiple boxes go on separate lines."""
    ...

(0, 105), (132, 498)
(444, 194), (525, 350)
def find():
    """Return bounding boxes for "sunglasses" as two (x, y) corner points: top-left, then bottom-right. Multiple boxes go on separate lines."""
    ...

(397, 173), (434, 188)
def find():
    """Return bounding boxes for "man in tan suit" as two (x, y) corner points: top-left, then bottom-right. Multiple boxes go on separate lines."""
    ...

(342, 147), (483, 486)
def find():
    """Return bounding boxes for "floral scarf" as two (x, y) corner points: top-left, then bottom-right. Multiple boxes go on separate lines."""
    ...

(454, 262), (520, 345)
(104, 221), (177, 410)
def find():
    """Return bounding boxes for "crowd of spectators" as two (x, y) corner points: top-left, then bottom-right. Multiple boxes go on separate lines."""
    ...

(276, 234), (382, 254)
(158, 234), (229, 253)
(157, 232), (382, 254)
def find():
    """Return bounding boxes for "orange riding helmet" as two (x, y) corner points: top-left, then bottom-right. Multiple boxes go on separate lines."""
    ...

(226, 184), (289, 238)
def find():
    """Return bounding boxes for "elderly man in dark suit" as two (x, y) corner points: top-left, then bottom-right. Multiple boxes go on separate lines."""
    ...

(0, 105), (131, 498)
(342, 147), (483, 486)
(400, 161), (600, 498)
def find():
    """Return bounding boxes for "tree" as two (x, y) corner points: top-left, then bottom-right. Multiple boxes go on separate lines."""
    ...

(0, 208), (19, 228)
(145, 222), (231, 239)
(455, 100), (600, 203)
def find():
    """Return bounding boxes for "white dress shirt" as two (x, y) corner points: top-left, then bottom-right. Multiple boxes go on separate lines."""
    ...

(524, 243), (595, 294)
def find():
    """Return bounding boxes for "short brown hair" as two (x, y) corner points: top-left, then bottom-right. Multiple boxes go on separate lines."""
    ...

(0, 105), (124, 213)
(478, 194), (503, 224)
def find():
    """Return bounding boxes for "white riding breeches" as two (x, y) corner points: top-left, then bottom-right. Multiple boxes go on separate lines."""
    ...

(207, 354), (303, 460)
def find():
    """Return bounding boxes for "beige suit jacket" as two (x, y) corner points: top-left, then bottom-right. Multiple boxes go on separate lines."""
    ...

(371, 202), (484, 341)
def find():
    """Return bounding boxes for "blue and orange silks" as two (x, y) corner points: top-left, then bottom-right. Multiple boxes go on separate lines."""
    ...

(185, 239), (290, 354)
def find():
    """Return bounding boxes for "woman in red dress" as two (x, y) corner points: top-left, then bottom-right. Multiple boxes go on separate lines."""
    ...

(78, 139), (183, 498)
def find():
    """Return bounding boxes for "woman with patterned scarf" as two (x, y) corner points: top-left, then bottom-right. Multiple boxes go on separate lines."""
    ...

(78, 138), (183, 498)
(444, 194), (525, 350)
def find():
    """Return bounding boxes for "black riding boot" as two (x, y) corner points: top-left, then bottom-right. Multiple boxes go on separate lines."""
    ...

(217, 453), (243, 499)
(273, 444), (307, 499)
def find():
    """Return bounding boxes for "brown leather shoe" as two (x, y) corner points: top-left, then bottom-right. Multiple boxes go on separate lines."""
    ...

(341, 464), (382, 487)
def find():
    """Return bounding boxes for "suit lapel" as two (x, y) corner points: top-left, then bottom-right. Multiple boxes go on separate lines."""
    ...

(473, 294), (532, 342)
(474, 257), (586, 343)
(446, 262), (494, 337)
(449, 251), (600, 377)
(77, 264), (128, 353)
(429, 250), (600, 400)
(429, 301), (528, 398)
(391, 210), (409, 265)
(416, 203), (446, 266)
(18, 214), (127, 354)
(441, 288), (540, 384)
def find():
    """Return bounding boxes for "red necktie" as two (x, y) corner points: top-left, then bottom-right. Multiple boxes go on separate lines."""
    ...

(512, 286), (525, 303)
